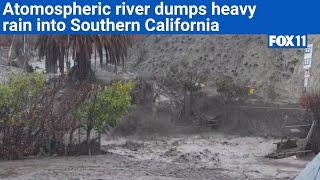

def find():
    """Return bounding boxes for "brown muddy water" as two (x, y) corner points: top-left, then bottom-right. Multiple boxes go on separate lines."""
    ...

(0, 132), (312, 180)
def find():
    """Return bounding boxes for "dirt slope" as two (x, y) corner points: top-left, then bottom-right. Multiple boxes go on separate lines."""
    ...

(126, 35), (320, 103)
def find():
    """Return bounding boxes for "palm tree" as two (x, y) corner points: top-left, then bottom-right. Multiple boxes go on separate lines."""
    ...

(36, 35), (131, 80)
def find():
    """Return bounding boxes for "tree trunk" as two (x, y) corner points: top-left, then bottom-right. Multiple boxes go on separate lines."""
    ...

(87, 93), (97, 156)
(184, 86), (191, 124)
(86, 127), (92, 156)
(68, 129), (74, 154)
(87, 103), (93, 156)
(78, 128), (81, 156)
(98, 132), (101, 153)
(58, 52), (65, 76)
(87, 107), (93, 156)
(75, 58), (91, 81)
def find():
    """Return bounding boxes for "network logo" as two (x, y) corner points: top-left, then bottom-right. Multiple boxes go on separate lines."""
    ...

(268, 35), (307, 48)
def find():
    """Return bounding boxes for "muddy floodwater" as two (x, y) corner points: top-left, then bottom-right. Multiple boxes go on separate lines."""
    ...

(0, 133), (311, 180)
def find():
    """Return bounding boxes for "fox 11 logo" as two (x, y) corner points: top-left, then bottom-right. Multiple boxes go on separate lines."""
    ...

(268, 35), (307, 48)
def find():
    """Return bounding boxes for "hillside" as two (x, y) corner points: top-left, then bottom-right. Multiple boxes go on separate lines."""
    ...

(126, 35), (320, 103)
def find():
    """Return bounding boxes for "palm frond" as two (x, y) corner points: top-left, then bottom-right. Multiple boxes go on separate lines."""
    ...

(36, 35), (132, 79)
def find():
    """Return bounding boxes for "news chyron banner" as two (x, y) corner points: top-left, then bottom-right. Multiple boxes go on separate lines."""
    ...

(0, 0), (319, 48)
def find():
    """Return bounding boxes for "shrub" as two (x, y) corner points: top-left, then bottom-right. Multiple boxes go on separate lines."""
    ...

(72, 81), (134, 155)
(75, 81), (134, 132)
(0, 73), (45, 115)
(216, 76), (246, 103)
(300, 92), (320, 114)
(0, 86), (13, 112)
(0, 75), (134, 158)
(0, 73), (46, 159)
(167, 57), (208, 92)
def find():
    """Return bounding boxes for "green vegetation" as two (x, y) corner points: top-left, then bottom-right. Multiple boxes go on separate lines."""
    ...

(0, 73), (45, 159)
(73, 80), (134, 155)
(0, 73), (134, 159)
(75, 81), (134, 132)
(0, 73), (45, 119)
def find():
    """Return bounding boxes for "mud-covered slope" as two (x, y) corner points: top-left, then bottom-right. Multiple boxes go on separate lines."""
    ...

(126, 35), (320, 103)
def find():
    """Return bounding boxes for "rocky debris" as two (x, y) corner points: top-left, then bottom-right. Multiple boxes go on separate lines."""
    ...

(162, 147), (181, 157)
(121, 140), (144, 151)
(174, 149), (220, 165)
(221, 141), (239, 146)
